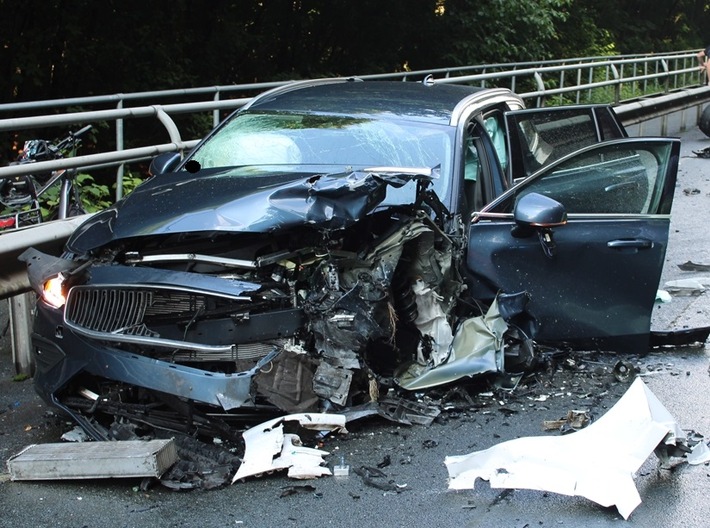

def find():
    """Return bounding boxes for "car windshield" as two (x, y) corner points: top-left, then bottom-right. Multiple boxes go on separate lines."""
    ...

(186, 111), (454, 200)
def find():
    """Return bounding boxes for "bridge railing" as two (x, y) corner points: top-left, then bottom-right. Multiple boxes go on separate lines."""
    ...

(0, 50), (704, 200)
(2, 50), (708, 375)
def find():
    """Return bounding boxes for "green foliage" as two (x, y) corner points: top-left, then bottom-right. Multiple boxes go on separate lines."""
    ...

(76, 173), (111, 212)
(38, 182), (60, 218)
(38, 172), (106, 217)
(440, 0), (574, 65)
(116, 172), (144, 198)
(38, 170), (143, 218)
(568, 0), (708, 54)
(1, 0), (708, 105)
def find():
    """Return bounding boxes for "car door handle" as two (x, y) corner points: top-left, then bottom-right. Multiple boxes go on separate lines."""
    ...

(607, 238), (654, 250)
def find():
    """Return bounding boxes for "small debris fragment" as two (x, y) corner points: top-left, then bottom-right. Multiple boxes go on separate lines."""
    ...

(655, 289), (672, 303)
(543, 409), (591, 432)
(376, 455), (391, 469)
(232, 413), (347, 483)
(678, 261), (710, 272)
(663, 277), (710, 295)
(334, 455), (350, 477)
(353, 465), (402, 492)
(613, 360), (637, 382)
(650, 326), (710, 348)
(61, 426), (90, 443)
(279, 484), (317, 497)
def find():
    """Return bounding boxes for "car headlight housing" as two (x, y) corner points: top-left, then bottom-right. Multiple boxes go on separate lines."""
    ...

(42, 273), (67, 308)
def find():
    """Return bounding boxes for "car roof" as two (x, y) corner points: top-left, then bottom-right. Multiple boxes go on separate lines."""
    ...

(244, 79), (492, 125)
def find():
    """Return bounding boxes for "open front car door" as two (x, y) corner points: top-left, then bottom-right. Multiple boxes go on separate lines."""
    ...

(466, 137), (680, 352)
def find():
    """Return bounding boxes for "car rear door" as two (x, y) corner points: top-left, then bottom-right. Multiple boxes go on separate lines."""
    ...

(504, 106), (627, 183)
(466, 137), (680, 352)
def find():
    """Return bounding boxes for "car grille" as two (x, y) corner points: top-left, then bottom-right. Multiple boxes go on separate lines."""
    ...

(64, 286), (295, 361)
(65, 287), (155, 336)
(65, 286), (223, 337)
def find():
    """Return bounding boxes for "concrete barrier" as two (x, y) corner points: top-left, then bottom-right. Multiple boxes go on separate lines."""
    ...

(615, 85), (710, 136)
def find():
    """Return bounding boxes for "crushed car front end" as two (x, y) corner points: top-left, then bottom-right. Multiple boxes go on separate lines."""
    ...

(21, 80), (535, 440)
(23, 170), (486, 438)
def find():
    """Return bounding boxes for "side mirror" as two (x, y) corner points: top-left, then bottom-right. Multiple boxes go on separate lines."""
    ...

(512, 192), (567, 258)
(513, 192), (567, 228)
(149, 152), (182, 176)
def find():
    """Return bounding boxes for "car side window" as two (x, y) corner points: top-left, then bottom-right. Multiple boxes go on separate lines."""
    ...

(507, 109), (608, 179)
(489, 140), (675, 215)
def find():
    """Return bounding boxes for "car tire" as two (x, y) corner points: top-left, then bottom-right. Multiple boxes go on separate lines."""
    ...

(699, 105), (710, 137)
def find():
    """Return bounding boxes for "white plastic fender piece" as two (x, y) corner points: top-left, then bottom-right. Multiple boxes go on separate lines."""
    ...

(232, 413), (347, 483)
(444, 378), (706, 519)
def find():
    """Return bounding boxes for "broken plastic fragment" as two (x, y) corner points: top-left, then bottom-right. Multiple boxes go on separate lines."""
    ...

(663, 277), (710, 295)
(655, 289), (671, 303)
(232, 413), (347, 483)
(61, 426), (91, 443)
(692, 147), (710, 158)
(650, 326), (710, 348)
(677, 260), (710, 272)
(542, 409), (591, 432)
(686, 439), (710, 465)
(444, 378), (699, 519)
(333, 455), (350, 477)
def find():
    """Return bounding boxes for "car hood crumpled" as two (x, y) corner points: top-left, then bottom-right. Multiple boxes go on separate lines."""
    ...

(66, 167), (435, 254)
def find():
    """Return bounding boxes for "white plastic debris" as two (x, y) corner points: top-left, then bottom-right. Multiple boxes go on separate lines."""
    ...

(655, 289), (672, 303)
(444, 378), (703, 520)
(333, 455), (350, 477)
(232, 413), (347, 483)
(687, 440), (710, 465)
(664, 278), (710, 295)
(60, 426), (90, 443)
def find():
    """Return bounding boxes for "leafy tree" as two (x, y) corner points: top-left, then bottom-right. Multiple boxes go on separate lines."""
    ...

(435, 0), (573, 65)
(2, 0), (709, 105)
(2, 0), (709, 169)
(561, 0), (708, 54)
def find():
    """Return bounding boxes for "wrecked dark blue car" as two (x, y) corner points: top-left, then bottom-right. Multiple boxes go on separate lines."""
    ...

(21, 79), (679, 439)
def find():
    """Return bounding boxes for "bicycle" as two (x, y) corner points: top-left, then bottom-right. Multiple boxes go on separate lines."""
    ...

(0, 124), (92, 231)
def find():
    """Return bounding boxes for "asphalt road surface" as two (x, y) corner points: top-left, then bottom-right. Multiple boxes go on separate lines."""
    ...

(2, 126), (710, 528)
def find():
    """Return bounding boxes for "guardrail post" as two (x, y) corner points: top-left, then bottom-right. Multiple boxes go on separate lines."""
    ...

(9, 293), (34, 376)
(533, 71), (545, 107)
(611, 64), (620, 105)
(116, 98), (125, 200)
(661, 59), (670, 94)
(213, 91), (220, 127)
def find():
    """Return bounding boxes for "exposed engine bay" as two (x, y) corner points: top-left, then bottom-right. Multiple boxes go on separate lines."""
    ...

(23, 174), (535, 443)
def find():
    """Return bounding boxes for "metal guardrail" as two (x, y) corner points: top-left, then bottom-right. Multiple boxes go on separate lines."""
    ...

(0, 50), (704, 199)
(2, 50), (708, 375)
